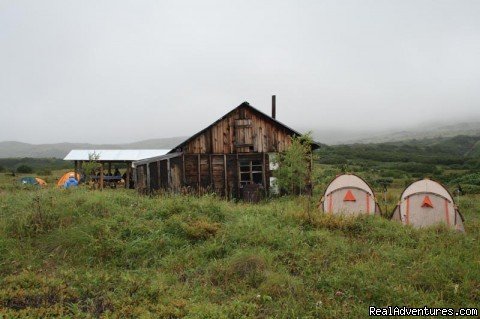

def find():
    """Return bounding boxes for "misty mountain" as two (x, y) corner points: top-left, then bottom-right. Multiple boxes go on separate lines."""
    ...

(309, 121), (480, 145)
(0, 137), (187, 159)
(2, 121), (480, 158)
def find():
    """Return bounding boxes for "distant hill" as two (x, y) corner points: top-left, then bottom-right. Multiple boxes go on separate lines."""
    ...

(3, 120), (480, 158)
(0, 137), (187, 159)
(344, 121), (480, 144)
(320, 134), (480, 162)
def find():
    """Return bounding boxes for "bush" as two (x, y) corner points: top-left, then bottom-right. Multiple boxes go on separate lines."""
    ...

(451, 173), (480, 186)
(396, 162), (439, 175)
(0, 165), (5, 173)
(16, 165), (33, 174)
(460, 184), (480, 194)
(36, 169), (52, 176)
(274, 134), (313, 195)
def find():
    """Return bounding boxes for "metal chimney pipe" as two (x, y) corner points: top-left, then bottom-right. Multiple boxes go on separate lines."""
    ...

(272, 95), (276, 119)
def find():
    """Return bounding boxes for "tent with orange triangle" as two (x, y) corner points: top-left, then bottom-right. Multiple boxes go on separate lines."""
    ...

(319, 174), (381, 216)
(391, 178), (465, 232)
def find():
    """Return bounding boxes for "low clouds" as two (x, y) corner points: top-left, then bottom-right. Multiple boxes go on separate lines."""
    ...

(1, 0), (479, 143)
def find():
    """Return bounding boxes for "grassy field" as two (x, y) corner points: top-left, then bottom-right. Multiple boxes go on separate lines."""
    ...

(0, 169), (479, 318)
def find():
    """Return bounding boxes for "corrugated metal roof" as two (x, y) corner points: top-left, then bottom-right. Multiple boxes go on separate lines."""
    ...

(64, 149), (170, 161)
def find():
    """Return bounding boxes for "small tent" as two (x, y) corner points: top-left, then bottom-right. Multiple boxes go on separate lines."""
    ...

(391, 178), (465, 231)
(57, 172), (81, 188)
(20, 177), (46, 186)
(20, 177), (38, 186)
(320, 174), (381, 215)
(35, 178), (47, 186)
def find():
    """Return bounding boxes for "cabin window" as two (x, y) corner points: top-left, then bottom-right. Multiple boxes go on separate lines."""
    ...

(239, 159), (263, 186)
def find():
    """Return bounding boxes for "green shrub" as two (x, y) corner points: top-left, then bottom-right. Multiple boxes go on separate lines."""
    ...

(36, 169), (52, 176)
(452, 172), (480, 186)
(274, 134), (313, 195)
(461, 184), (480, 194)
(16, 165), (33, 174)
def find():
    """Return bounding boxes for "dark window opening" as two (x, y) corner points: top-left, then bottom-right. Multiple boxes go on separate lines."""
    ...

(252, 172), (262, 184)
(239, 159), (264, 187)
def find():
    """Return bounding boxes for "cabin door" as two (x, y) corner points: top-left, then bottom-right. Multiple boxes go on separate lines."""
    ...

(235, 119), (253, 152)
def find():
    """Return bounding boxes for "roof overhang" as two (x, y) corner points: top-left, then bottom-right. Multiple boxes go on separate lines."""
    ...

(133, 152), (183, 167)
(64, 149), (171, 162)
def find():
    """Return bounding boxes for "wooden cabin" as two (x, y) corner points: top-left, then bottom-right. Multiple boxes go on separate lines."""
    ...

(133, 99), (319, 199)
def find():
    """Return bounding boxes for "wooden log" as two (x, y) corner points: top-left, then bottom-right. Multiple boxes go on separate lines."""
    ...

(74, 160), (78, 180)
(146, 163), (151, 192)
(108, 162), (112, 175)
(236, 153), (240, 190)
(262, 152), (266, 195)
(223, 154), (227, 198)
(209, 154), (213, 189)
(125, 162), (130, 189)
(100, 163), (104, 190)
(197, 154), (201, 190)
(167, 158), (171, 188)
(182, 154), (186, 185)
(157, 160), (161, 190)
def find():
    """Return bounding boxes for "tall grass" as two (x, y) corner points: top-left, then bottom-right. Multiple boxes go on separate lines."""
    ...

(0, 187), (479, 317)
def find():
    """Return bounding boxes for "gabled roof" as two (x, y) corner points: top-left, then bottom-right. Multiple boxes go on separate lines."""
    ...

(169, 101), (320, 153)
(64, 149), (170, 162)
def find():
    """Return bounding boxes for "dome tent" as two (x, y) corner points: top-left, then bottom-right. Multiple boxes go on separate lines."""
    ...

(35, 178), (47, 186)
(391, 178), (465, 232)
(319, 174), (381, 216)
(19, 177), (47, 187)
(57, 171), (81, 188)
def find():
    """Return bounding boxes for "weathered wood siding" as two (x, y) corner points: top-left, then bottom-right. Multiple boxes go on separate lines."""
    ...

(148, 162), (159, 190)
(159, 160), (168, 188)
(136, 164), (147, 191)
(181, 106), (293, 154)
(137, 153), (270, 198)
(170, 156), (183, 190)
(133, 102), (313, 197)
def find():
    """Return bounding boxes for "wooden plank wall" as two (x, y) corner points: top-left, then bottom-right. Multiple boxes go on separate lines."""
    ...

(148, 162), (159, 190)
(136, 164), (147, 191)
(170, 156), (182, 190)
(183, 107), (293, 154)
(185, 153), (267, 198)
(137, 153), (270, 198)
(159, 160), (168, 188)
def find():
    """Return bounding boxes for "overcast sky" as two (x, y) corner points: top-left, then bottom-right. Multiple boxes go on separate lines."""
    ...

(1, 0), (479, 144)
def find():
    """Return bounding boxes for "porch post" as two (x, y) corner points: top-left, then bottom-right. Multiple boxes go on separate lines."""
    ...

(100, 162), (104, 190)
(125, 162), (131, 189)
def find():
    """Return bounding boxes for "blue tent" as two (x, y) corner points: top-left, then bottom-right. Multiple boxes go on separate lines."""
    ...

(20, 176), (39, 186)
